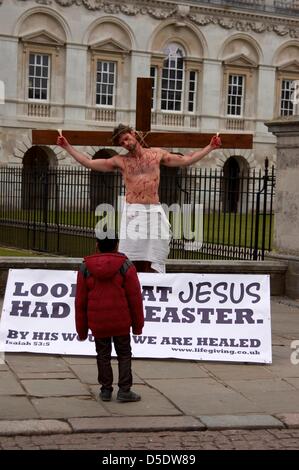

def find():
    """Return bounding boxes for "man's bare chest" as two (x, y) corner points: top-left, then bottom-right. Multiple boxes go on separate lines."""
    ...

(124, 153), (160, 177)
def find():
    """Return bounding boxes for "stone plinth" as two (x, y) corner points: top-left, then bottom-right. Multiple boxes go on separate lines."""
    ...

(266, 117), (299, 254)
(266, 117), (299, 298)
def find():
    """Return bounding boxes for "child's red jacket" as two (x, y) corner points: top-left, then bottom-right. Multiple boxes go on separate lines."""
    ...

(75, 253), (144, 340)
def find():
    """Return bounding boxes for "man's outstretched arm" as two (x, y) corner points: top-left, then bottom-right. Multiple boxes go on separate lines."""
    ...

(57, 135), (120, 172)
(161, 135), (221, 168)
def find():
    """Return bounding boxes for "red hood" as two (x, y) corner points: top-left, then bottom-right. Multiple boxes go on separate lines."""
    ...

(84, 253), (127, 280)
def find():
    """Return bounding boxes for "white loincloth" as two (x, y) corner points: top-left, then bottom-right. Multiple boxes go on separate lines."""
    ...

(118, 203), (171, 273)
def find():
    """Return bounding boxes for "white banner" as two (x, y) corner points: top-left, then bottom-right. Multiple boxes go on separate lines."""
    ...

(0, 269), (272, 363)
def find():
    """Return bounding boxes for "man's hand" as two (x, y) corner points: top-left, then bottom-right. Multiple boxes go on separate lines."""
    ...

(57, 135), (70, 149)
(210, 134), (222, 149)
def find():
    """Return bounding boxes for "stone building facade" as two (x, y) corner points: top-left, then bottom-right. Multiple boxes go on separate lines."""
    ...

(0, 0), (299, 175)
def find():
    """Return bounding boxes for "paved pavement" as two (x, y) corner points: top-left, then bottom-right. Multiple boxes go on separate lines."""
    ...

(0, 296), (299, 450)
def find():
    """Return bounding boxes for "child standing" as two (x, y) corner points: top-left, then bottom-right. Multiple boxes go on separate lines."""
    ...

(75, 234), (144, 402)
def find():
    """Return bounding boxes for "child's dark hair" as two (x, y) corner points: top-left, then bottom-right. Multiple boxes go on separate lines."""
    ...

(96, 230), (119, 253)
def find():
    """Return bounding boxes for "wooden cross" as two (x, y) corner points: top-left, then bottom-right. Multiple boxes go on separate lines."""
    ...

(32, 78), (253, 149)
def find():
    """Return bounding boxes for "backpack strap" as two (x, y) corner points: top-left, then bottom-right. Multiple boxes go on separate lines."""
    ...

(80, 259), (132, 282)
(119, 259), (133, 278)
(79, 262), (90, 278)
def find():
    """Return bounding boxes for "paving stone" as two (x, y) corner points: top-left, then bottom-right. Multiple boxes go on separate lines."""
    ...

(198, 414), (284, 430)
(226, 378), (294, 394)
(31, 397), (110, 418)
(265, 364), (299, 378)
(133, 360), (209, 379)
(68, 416), (204, 433)
(62, 356), (96, 365)
(0, 419), (71, 436)
(89, 384), (180, 416)
(0, 371), (25, 395)
(67, 364), (98, 384)
(284, 378), (299, 389)
(0, 396), (38, 420)
(21, 379), (90, 397)
(272, 336), (292, 347)
(276, 413), (299, 428)
(6, 354), (69, 373)
(18, 372), (75, 380)
(146, 378), (260, 415)
(271, 301), (299, 335)
(203, 364), (275, 380)
(272, 345), (294, 358)
(242, 391), (299, 413)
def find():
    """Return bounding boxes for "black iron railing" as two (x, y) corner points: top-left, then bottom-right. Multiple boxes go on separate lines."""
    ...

(0, 161), (275, 260)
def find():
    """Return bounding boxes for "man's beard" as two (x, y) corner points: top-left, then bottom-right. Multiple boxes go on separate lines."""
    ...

(128, 143), (136, 152)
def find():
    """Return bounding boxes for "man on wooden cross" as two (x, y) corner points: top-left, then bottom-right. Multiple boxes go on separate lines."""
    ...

(57, 125), (221, 273)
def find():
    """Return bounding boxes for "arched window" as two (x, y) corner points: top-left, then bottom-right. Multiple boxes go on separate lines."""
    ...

(161, 43), (184, 112)
(150, 42), (199, 118)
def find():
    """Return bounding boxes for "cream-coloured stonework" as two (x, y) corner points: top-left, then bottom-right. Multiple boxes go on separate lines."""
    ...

(10, 132), (64, 165)
(0, 0), (298, 167)
(10, 1), (299, 37)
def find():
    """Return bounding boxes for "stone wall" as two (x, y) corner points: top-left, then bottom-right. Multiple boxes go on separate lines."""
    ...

(0, 257), (288, 297)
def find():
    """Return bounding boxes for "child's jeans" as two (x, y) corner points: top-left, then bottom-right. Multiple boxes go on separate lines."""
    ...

(95, 334), (132, 392)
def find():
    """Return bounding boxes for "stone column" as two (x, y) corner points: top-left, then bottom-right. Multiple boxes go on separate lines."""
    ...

(266, 117), (299, 297)
(256, 66), (276, 134)
(200, 59), (222, 131)
(0, 37), (18, 119)
(64, 45), (88, 124)
(0, 37), (18, 165)
(129, 52), (151, 127)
